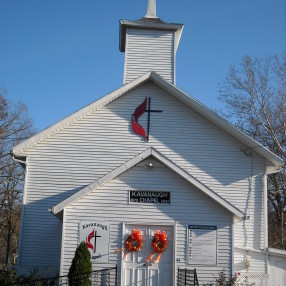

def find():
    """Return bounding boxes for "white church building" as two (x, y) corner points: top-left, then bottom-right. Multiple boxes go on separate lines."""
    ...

(12, 1), (286, 285)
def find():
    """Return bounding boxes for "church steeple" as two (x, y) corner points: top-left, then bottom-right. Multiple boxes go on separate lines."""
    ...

(146, 0), (157, 18)
(119, 0), (183, 85)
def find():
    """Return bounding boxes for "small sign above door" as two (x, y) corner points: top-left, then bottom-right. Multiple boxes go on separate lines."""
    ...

(129, 190), (171, 204)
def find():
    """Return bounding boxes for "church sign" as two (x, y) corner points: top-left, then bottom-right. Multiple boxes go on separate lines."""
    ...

(79, 221), (109, 263)
(129, 190), (171, 204)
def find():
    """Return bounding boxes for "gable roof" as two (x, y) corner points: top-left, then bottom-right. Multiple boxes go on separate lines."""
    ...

(52, 147), (245, 219)
(12, 71), (284, 171)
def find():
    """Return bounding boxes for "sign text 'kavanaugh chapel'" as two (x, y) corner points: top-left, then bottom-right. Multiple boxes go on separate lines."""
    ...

(129, 191), (171, 204)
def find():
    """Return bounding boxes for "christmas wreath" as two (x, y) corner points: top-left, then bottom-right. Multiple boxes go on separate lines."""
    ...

(125, 229), (143, 252)
(147, 230), (168, 263)
(115, 229), (143, 259)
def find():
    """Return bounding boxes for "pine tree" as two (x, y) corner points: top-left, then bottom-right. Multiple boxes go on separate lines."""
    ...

(68, 242), (92, 285)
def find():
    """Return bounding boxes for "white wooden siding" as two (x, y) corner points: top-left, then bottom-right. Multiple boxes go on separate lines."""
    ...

(19, 82), (265, 275)
(234, 249), (267, 274)
(124, 29), (175, 84)
(63, 159), (233, 284)
(269, 252), (286, 285)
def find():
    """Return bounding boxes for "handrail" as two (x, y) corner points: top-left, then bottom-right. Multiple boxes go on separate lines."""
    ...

(177, 267), (199, 286)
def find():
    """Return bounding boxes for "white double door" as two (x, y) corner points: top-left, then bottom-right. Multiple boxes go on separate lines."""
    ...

(122, 224), (174, 286)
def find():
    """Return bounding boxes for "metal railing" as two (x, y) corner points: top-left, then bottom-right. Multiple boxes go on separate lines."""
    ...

(177, 268), (199, 286)
(5, 266), (118, 286)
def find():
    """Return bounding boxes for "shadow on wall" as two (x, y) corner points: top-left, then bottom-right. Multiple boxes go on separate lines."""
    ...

(18, 186), (87, 276)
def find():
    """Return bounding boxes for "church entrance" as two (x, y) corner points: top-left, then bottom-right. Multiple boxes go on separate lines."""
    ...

(122, 224), (174, 286)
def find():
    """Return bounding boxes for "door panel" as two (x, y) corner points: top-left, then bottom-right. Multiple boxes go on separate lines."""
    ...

(136, 268), (146, 286)
(125, 269), (133, 285)
(123, 225), (173, 286)
(148, 269), (159, 286)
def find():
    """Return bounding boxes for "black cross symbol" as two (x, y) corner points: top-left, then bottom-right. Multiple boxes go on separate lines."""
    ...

(92, 231), (101, 253)
(145, 97), (163, 142)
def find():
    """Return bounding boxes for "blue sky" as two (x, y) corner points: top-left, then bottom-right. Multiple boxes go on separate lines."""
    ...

(1, 0), (285, 131)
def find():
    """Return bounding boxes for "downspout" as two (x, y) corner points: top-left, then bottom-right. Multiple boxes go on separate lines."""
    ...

(263, 168), (269, 274)
(240, 148), (254, 272)
(231, 218), (234, 276)
(263, 170), (268, 249)
(11, 153), (27, 271)
(59, 209), (66, 276)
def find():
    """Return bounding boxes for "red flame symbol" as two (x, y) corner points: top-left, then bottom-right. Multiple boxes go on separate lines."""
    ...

(131, 97), (147, 140)
(86, 229), (94, 251)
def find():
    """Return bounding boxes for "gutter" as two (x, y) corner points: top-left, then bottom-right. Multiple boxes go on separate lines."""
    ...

(11, 153), (27, 169)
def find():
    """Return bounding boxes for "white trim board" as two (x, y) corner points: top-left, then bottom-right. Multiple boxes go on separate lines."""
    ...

(267, 247), (286, 258)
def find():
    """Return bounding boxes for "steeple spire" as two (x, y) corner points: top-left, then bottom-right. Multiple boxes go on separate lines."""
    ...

(146, 0), (157, 18)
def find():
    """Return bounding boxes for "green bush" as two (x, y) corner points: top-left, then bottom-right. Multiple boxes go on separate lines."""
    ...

(68, 242), (92, 286)
(0, 268), (17, 285)
(0, 267), (55, 285)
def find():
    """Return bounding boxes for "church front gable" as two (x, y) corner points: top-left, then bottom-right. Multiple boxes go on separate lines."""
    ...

(23, 79), (261, 213)
(62, 156), (233, 284)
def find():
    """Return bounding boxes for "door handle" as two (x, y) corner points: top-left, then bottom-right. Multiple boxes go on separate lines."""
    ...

(143, 263), (152, 266)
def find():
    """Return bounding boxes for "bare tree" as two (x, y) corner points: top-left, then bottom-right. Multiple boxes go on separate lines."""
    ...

(0, 88), (34, 268)
(218, 53), (286, 249)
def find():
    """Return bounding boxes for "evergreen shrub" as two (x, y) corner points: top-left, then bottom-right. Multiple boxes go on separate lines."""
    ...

(68, 241), (92, 286)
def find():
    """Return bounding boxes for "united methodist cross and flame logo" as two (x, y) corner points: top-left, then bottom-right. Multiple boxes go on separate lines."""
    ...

(86, 229), (101, 254)
(131, 97), (162, 142)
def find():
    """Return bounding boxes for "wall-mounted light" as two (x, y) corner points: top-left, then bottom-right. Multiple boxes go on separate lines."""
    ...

(146, 162), (153, 168)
